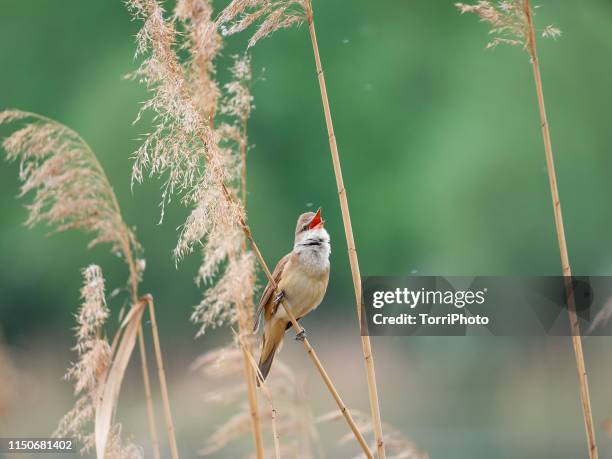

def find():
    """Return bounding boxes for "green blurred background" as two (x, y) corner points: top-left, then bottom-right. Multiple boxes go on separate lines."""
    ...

(2, 1), (612, 458)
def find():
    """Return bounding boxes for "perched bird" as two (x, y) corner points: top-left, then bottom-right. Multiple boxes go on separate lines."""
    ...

(255, 208), (331, 381)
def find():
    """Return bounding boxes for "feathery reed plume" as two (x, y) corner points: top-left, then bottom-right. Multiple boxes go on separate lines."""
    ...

(174, 0), (222, 122)
(192, 342), (320, 458)
(189, 54), (256, 336)
(126, 1), (372, 454)
(127, 0), (228, 222)
(53, 266), (142, 459)
(217, 2), (387, 456)
(456, 2), (597, 458)
(0, 111), (140, 262)
(455, 1), (560, 49)
(216, 0), (305, 49)
(174, 0), (264, 454)
(0, 110), (165, 459)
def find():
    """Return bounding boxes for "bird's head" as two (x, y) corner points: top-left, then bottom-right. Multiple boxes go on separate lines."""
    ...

(294, 207), (329, 245)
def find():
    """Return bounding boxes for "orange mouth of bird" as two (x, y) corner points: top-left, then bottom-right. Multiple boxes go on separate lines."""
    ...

(309, 208), (324, 229)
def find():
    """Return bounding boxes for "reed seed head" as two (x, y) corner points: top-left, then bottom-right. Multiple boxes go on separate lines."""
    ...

(217, 0), (306, 48)
(0, 111), (140, 259)
(455, 1), (560, 50)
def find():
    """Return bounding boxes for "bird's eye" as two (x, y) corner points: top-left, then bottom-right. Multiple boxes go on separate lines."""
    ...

(302, 225), (308, 231)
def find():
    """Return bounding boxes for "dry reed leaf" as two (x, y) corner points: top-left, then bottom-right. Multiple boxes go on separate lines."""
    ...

(95, 301), (145, 459)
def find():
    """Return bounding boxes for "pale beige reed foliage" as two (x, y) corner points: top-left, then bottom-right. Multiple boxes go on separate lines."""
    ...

(317, 410), (427, 459)
(54, 266), (142, 459)
(189, 54), (256, 336)
(135, 2), (264, 456)
(175, 0), (222, 122)
(191, 343), (320, 458)
(129, 0), (258, 335)
(216, 0), (306, 48)
(455, 1), (560, 49)
(128, 0), (221, 219)
(127, 0), (240, 228)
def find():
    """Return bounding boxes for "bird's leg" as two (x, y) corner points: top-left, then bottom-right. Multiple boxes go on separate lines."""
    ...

(273, 290), (285, 306)
(295, 328), (307, 341)
(272, 290), (285, 316)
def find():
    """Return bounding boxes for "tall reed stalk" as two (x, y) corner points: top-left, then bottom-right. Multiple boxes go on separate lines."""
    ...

(137, 326), (160, 459)
(456, 2), (597, 457)
(303, 2), (385, 456)
(522, 1), (597, 456)
(142, 296), (180, 459)
(237, 304), (265, 459)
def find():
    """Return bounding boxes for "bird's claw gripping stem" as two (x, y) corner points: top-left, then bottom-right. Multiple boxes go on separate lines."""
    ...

(295, 328), (307, 341)
(273, 290), (285, 306)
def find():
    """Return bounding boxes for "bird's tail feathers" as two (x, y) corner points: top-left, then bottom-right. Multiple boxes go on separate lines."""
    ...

(257, 319), (286, 384)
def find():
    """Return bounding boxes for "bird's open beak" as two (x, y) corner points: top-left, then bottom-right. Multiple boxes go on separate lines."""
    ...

(309, 208), (324, 229)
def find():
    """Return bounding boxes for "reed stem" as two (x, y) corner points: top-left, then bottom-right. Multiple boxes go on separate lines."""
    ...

(143, 295), (180, 459)
(238, 332), (281, 459)
(523, 2), (597, 457)
(237, 298), (265, 458)
(137, 326), (161, 459)
(304, 2), (385, 457)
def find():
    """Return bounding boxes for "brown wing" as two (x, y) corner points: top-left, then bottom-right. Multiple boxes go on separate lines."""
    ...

(253, 253), (291, 332)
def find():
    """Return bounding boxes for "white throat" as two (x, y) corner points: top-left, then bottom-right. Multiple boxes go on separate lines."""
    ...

(294, 227), (331, 273)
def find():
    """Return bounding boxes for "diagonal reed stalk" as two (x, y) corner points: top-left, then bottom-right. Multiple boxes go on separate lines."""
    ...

(303, 2), (385, 457)
(523, 1), (597, 457)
